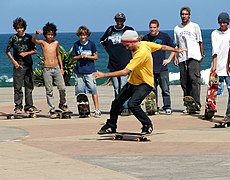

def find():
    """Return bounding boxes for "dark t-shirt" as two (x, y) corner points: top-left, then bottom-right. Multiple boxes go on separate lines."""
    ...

(6, 33), (36, 66)
(72, 40), (97, 74)
(100, 25), (134, 71)
(142, 32), (175, 73)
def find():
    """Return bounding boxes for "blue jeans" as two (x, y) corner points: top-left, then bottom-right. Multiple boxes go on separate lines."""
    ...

(219, 76), (230, 118)
(43, 66), (66, 110)
(106, 83), (153, 129)
(74, 73), (97, 95)
(13, 63), (34, 110)
(154, 71), (171, 110)
(111, 74), (129, 109)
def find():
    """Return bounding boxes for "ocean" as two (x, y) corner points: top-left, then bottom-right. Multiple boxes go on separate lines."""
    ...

(0, 29), (213, 87)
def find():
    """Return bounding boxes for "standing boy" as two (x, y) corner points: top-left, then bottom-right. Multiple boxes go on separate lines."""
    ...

(212, 12), (230, 120)
(100, 12), (134, 116)
(93, 30), (187, 134)
(72, 26), (101, 117)
(142, 19), (176, 115)
(6, 17), (39, 114)
(32, 22), (71, 118)
(174, 7), (204, 113)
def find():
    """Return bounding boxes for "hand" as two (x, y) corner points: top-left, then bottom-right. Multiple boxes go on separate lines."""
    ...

(178, 47), (187, 53)
(211, 66), (216, 73)
(19, 52), (28, 57)
(36, 30), (43, 35)
(81, 52), (87, 58)
(92, 71), (104, 79)
(60, 68), (64, 75)
(14, 62), (20, 69)
(162, 59), (170, 66)
(174, 58), (179, 66)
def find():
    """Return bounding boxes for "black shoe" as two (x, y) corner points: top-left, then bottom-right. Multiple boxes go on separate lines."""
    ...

(141, 125), (153, 134)
(97, 124), (116, 135)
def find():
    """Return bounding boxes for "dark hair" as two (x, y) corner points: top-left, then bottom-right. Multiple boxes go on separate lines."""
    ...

(149, 19), (159, 27)
(42, 22), (57, 37)
(76, 26), (91, 37)
(180, 6), (191, 15)
(13, 17), (27, 30)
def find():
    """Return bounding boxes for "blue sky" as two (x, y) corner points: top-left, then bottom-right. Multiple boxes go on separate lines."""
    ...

(0, 0), (230, 34)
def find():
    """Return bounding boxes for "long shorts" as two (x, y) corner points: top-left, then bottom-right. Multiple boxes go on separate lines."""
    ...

(74, 73), (97, 95)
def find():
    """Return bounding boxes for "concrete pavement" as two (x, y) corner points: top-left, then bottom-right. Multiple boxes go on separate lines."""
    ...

(0, 85), (230, 179)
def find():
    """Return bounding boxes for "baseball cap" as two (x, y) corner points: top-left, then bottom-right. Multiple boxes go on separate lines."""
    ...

(218, 12), (229, 24)
(121, 30), (139, 43)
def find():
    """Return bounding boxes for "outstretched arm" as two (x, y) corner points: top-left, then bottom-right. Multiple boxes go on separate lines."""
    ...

(161, 45), (187, 53)
(93, 68), (130, 79)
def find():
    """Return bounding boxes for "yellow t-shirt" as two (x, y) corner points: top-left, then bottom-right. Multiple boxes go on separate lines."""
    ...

(126, 41), (162, 87)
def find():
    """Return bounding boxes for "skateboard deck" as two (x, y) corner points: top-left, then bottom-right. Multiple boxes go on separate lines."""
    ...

(183, 96), (200, 114)
(76, 93), (90, 118)
(100, 132), (152, 142)
(144, 92), (158, 115)
(0, 110), (41, 120)
(204, 72), (219, 119)
(210, 118), (230, 128)
(51, 109), (73, 119)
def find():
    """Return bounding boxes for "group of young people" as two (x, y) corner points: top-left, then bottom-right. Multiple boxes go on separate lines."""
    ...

(5, 7), (230, 134)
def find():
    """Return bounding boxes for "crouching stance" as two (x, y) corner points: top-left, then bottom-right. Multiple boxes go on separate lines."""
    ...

(93, 30), (186, 134)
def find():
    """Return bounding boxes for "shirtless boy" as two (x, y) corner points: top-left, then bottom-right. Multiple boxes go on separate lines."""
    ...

(32, 22), (71, 118)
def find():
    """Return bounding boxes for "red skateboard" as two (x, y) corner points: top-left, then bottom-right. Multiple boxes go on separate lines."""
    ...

(204, 72), (219, 119)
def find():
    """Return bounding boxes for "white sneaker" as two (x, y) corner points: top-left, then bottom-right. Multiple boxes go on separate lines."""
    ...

(93, 110), (101, 118)
(165, 109), (172, 115)
(183, 109), (188, 113)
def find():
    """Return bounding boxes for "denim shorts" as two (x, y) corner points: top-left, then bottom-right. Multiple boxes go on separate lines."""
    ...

(75, 73), (97, 95)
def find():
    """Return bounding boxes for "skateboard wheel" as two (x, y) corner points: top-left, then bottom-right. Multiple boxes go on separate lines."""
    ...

(30, 114), (37, 118)
(7, 115), (14, 119)
(224, 124), (228, 128)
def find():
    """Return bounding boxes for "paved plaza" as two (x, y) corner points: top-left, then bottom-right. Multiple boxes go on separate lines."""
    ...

(0, 85), (230, 179)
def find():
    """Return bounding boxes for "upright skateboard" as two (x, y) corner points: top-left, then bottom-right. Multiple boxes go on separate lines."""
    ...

(99, 132), (152, 142)
(76, 93), (90, 118)
(144, 92), (158, 115)
(183, 96), (200, 114)
(204, 72), (219, 119)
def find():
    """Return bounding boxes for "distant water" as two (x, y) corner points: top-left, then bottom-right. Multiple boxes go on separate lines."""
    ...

(0, 29), (214, 87)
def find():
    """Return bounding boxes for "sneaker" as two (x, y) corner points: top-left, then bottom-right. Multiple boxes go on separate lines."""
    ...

(25, 106), (40, 113)
(97, 124), (116, 135)
(223, 116), (230, 122)
(183, 108), (188, 113)
(165, 109), (172, 115)
(141, 124), (153, 134)
(120, 108), (131, 116)
(14, 107), (23, 114)
(93, 110), (101, 118)
(58, 104), (72, 113)
(49, 109), (57, 119)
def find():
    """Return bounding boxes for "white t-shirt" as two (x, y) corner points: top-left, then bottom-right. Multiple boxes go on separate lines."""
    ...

(211, 28), (230, 76)
(174, 22), (203, 62)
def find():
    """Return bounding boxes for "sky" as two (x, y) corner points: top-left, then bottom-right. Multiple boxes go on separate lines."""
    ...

(0, 0), (230, 34)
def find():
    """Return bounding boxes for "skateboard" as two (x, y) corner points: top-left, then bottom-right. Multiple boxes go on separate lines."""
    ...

(211, 118), (230, 128)
(144, 92), (158, 115)
(0, 110), (41, 120)
(51, 109), (73, 119)
(183, 96), (200, 114)
(100, 132), (152, 142)
(76, 93), (90, 118)
(204, 72), (219, 119)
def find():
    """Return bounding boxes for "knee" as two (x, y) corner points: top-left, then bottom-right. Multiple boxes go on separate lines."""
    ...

(128, 100), (137, 110)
